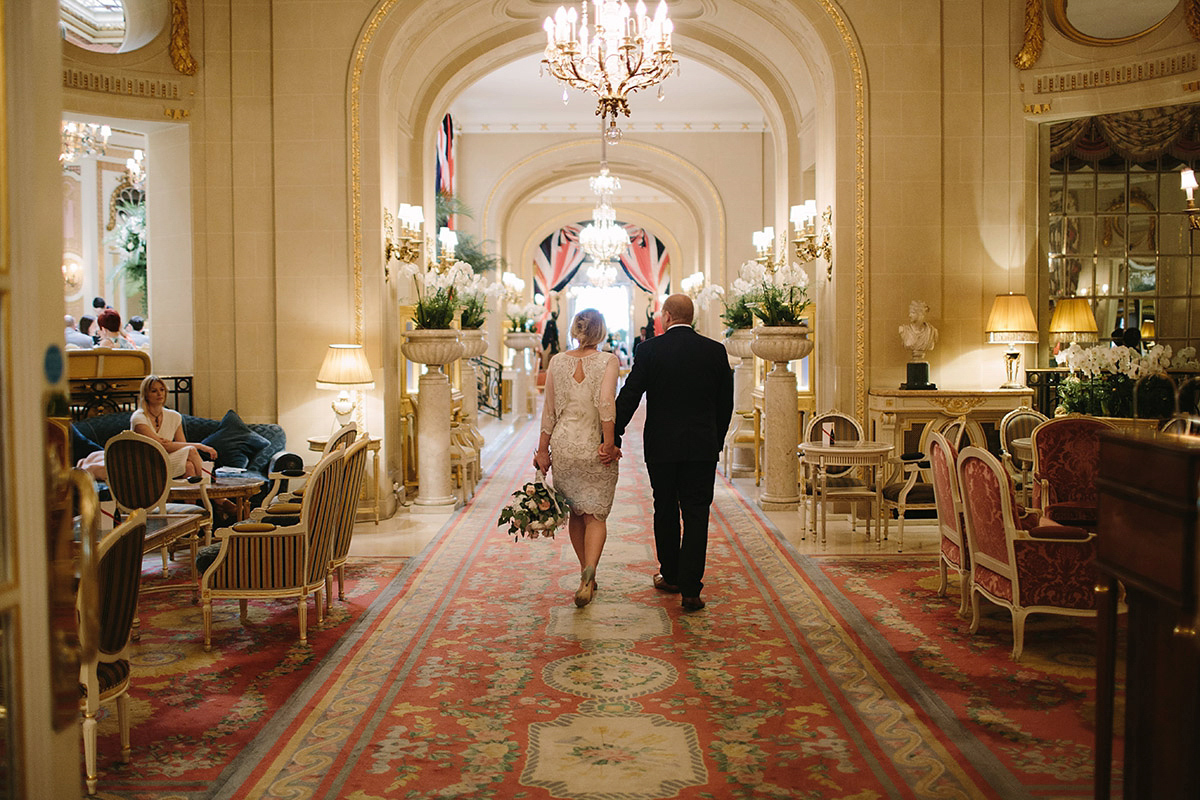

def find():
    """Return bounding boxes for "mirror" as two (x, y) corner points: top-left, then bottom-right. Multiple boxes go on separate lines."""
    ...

(1048, 0), (1178, 45)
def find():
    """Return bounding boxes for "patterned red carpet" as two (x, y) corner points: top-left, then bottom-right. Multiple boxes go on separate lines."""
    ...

(98, 416), (1119, 799)
(91, 556), (409, 798)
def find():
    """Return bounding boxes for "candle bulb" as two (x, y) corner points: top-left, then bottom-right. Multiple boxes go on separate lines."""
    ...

(1182, 168), (1198, 204)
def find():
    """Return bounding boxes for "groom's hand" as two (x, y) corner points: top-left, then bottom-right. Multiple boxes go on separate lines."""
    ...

(598, 443), (621, 464)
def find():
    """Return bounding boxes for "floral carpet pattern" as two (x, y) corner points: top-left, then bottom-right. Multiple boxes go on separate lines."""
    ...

(193, 418), (1114, 800)
(90, 556), (408, 799)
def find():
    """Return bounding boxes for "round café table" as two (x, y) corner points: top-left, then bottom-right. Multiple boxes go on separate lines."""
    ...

(169, 473), (265, 526)
(798, 440), (893, 546)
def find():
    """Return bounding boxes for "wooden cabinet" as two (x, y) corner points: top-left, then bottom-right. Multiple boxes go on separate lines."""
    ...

(1095, 431), (1200, 799)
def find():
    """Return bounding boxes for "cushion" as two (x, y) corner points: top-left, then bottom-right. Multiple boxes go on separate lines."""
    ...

(882, 482), (935, 504)
(231, 521), (276, 533)
(1045, 501), (1097, 526)
(1029, 524), (1091, 540)
(201, 410), (271, 470)
(266, 502), (301, 515)
(70, 425), (103, 466)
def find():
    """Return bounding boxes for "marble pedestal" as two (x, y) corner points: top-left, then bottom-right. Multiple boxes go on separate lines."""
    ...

(751, 327), (813, 511)
(505, 332), (539, 418)
(458, 329), (488, 450)
(725, 329), (757, 477)
(401, 329), (463, 511)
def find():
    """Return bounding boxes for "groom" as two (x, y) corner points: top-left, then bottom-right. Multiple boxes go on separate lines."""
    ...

(613, 293), (733, 611)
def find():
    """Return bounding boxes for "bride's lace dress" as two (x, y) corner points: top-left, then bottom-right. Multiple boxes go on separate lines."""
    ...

(541, 351), (620, 518)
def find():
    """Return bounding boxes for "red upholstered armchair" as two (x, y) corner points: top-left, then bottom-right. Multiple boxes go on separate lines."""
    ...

(928, 431), (970, 615)
(1029, 414), (1116, 528)
(957, 446), (1099, 661)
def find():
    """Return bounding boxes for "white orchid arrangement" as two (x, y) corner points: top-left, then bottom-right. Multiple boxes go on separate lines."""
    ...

(458, 272), (506, 329)
(399, 259), (475, 329)
(506, 300), (546, 333)
(731, 259), (811, 327)
(1055, 342), (1174, 416)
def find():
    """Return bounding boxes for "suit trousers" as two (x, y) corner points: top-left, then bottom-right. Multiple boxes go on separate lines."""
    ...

(646, 460), (717, 597)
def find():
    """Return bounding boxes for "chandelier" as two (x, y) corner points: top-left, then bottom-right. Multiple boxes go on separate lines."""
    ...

(124, 149), (145, 189)
(541, 0), (677, 130)
(580, 202), (630, 263)
(586, 261), (619, 288)
(60, 120), (111, 163)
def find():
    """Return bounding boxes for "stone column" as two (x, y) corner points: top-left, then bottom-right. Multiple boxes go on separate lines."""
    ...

(401, 329), (464, 511)
(751, 327), (814, 511)
(504, 332), (540, 418)
(724, 329), (757, 476)
(458, 328), (488, 449)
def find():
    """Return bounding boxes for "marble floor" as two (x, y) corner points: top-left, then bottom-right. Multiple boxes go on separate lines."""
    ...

(348, 408), (941, 561)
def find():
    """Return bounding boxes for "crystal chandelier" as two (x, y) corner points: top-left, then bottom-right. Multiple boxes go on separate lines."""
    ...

(580, 202), (630, 264)
(541, 0), (677, 131)
(60, 120), (111, 163)
(586, 261), (619, 288)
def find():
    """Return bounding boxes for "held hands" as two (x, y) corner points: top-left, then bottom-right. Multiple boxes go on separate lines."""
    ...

(533, 448), (552, 473)
(598, 443), (622, 465)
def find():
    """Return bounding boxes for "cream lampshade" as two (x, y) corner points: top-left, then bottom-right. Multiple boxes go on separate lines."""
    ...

(1139, 318), (1156, 343)
(1048, 297), (1099, 344)
(985, 293), (1039, 389)
(316, 344), (375, 430)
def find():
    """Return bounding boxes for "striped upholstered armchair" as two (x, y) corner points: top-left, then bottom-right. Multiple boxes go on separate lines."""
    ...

(324, 436), (371, 615)
(199, 447), (345, 650)
(78, 504), (147, 796)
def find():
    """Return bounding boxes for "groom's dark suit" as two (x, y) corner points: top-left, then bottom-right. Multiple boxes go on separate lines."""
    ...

(615, 324), (733, 599)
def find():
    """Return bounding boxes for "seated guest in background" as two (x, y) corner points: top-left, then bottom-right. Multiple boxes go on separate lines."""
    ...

(126, 315), (149, 347)
(92, 295), (108, 314)
(131, 374), (217, 480)
(64, 315), (93, 348)
(95, 308), (136, 349)
(79, 314), (98, 344)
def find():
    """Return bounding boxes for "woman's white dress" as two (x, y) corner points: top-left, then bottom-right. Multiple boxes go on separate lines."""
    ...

(130, 407), (191, 477)
(541, 351), (620, 518)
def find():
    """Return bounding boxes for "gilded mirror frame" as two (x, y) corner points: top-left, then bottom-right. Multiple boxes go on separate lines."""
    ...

(1047, 0), (1179, 46)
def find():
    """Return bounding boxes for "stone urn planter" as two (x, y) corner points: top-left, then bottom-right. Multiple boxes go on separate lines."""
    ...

(503, 331), (541, 352)
(723, 328), (755, 359)
(459, 327), (489, 359)
(750, 325), (813, 365)
(401, 328), (464, 369)
(504, 331), (541, 418)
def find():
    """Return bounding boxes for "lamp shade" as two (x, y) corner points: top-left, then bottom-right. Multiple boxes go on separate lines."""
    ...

(1048, 297), (1098, 343)
(984, 293), (1039, 344)
(1139, 318), (1156, 340)
(315, 344), (375, 389)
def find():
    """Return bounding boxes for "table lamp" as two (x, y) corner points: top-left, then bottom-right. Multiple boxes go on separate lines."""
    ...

(985, 293), (1039, 389)
(1139, 317), (1156, 345)
(1048, 297), (1098, 345)
(315, 344), (375, 432)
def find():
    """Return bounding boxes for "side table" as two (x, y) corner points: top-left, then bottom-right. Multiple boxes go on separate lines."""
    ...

(798, 441), (893, 545)
(308, 435), (382, 524)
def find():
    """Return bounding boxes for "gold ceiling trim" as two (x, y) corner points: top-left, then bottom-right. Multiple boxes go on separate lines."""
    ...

(169, 0), (198, 76)
(1014, 0), (1044, 70)
(816, 0), (868, 425)
(1188, 0), (1200, 40)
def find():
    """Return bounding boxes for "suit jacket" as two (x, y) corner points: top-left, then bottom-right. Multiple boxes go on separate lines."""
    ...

(615, 325), (734, 463)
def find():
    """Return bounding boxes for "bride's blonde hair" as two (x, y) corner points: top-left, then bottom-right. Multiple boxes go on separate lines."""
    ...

(571, 308), (607, 347)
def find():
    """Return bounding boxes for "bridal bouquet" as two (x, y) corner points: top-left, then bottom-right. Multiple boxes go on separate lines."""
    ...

(497, 471), (570, 540)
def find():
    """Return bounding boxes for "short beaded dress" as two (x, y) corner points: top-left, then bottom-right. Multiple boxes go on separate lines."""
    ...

(540, 351), (620, 518)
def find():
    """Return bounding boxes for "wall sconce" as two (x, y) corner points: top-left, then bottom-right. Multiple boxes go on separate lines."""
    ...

(1182, 168), (1199, 230)
(984, 293), (1038, 389)
(1048, 297), (1099, 345)
(751, 226), (775, 262)
(62, 260), (83, 293)
(315, 343), (375, 433)
(383, 203), (423, 277)
(437, 227), (458, 268)
(790, 201), (833, 278)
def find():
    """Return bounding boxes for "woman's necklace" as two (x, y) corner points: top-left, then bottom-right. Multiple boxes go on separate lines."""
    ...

(149, 408), (163, 429)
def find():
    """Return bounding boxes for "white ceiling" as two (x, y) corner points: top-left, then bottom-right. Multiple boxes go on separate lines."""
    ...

(449, 52), (767, 134)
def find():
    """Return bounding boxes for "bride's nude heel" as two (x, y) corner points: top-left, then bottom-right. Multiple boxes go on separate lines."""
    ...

(574, 566), (597, 607)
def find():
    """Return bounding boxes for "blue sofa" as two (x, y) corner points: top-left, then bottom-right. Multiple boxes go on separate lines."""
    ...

(71, 409), (303, 506)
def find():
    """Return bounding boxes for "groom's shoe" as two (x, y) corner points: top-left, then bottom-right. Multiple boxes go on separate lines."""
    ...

(681, 596), (706, 612)
(653, 574), (680, 593)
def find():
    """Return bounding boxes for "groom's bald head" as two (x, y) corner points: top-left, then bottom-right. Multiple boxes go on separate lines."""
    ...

(662, 294), (694, 326)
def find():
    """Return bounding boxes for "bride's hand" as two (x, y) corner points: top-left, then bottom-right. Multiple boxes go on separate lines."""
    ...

(533, 448), (552, 472)
(598, 443), (621, 464)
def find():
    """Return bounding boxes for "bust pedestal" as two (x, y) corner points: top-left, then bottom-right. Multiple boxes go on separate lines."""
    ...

(900, 361), (936, 390)
(504, 332), (540, 418)
(458, 329), (488, 450)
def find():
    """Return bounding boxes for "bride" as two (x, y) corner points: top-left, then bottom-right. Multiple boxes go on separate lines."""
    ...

(533, 309), (621, 607)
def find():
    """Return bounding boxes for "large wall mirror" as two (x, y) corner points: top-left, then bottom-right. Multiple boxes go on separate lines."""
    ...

(1047, 0), (1179, 46)
(1041, 103), (1200, 363)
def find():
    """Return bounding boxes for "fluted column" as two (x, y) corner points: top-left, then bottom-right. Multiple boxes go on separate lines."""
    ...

(459, 329), (487, 449)
(504, 332), (540, 418)
(724, 329), (757, 476)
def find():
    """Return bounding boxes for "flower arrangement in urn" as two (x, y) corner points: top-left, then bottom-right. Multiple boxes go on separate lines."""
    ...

(741, 258), (811, 326)
(399, 259), (476, 329)
(458, 271), (505, 329)
(497, 473), (569, 540)
(500, 271), (545, 332)
(1056, 342), (1173, 417)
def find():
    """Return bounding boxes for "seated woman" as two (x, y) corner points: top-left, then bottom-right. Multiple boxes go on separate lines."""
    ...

(95, 308), (137, 349)
(131, 374), (217, 480)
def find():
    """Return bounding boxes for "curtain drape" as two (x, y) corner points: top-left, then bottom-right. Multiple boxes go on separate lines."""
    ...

(1050, 103), (1200, 163)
